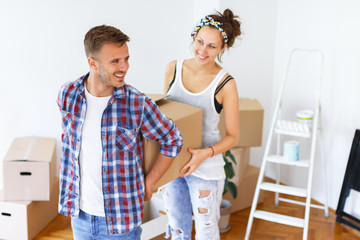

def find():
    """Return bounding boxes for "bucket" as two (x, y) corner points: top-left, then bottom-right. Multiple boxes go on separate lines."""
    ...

(296, 110), (314, 125)
(283, 140), (299, 161)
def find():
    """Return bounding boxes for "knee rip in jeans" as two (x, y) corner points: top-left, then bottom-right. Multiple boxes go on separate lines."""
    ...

(166, 224), (184, 239)
(198, 190), (212, 214)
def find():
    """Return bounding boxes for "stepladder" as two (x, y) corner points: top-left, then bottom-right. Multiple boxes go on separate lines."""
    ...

(244, 49), (329, 240)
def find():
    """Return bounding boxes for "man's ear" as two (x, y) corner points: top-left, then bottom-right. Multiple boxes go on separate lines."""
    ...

(88, 57), (97, 70)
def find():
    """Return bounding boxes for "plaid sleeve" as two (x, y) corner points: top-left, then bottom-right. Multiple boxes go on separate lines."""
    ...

(141, 97), (183, 157)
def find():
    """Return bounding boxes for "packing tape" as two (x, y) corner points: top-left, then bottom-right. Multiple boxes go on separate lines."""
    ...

(283, 140), (299, 161)
(23, 137), (38, 160)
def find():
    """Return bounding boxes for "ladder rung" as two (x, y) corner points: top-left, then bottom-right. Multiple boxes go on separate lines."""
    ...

(260, 182), (307, 197)
(274, 128), (312, 138)
(267, 155), (310, 167)
(253, 210), (305, 228)
(278, 197), (327, 210)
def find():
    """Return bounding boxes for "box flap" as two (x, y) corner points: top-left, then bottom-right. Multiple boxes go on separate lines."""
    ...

(146, 94), (167, 103)
(146, 93), (201, 121)
(157, 100), (200, 121)
(3, 137), (56, 163)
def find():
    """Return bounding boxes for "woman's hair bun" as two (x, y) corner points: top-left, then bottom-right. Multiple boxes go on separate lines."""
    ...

(223, 8), (234, 20)
(220, 8), (241, 46)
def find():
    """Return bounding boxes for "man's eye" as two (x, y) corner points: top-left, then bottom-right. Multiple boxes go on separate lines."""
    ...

(112, 60), (119, 63)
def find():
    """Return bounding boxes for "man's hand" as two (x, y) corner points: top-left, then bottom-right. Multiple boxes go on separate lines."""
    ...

(144, 178), (155, 201)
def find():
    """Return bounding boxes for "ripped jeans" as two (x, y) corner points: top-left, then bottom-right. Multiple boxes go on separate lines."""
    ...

(162, 175), (224, 240)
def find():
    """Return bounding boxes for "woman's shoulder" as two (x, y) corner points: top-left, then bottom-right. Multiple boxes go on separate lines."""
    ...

(165, 60), (178, 79)
(165, 60), (177, 72)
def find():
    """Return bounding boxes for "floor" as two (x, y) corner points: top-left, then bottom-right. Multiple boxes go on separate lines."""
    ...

(34, 191), (360, 240)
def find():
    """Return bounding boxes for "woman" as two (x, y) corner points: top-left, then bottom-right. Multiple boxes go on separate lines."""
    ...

(162, 9), (242, 240)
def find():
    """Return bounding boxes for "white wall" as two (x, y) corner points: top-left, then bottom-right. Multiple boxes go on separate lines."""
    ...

(271, 0), (360, 212)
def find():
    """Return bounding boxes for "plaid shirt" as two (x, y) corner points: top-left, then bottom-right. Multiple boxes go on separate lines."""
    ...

(57, 73), (182, 234)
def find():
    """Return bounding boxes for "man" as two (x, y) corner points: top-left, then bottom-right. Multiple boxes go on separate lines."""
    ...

(57, 25), (183, 239)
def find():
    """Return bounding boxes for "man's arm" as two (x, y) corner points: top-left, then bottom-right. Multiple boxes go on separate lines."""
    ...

(141, 96), (183, 200)
(144, 154), (175, 201)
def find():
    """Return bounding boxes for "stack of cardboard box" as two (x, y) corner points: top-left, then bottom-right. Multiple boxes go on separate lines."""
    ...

(219, 98), (265, 213)
(0, 137), (59, 240)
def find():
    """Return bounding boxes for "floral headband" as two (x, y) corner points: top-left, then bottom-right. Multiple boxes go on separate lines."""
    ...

(191, 16), (228, 44)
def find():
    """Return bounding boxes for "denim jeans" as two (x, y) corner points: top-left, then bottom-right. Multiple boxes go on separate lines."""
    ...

(71, 209), (142, 240)
(163, 175), (224, 240)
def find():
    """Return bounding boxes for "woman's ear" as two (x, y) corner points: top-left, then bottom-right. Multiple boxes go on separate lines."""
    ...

(222, 43), (228, 51)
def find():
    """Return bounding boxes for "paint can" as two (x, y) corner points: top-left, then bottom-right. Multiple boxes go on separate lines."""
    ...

(296, 109), (314, 125)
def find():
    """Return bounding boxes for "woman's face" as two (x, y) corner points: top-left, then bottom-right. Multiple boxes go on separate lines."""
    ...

(193, 26), (225, 65)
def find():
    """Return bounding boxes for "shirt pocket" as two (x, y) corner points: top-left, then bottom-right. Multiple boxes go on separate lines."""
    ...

(115, 127), (138, 152)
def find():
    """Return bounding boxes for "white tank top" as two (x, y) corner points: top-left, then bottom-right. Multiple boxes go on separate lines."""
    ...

(167, 60), (226, 180)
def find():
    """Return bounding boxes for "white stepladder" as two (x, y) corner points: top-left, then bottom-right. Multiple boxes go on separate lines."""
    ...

(244, 49), (329, 240)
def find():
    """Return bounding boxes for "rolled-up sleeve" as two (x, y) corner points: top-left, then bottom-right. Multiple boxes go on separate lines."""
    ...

(141, 97), (183, 157)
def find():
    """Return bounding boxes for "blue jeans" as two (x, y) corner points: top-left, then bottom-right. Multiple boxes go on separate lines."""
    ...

(71, 209), (142, 240)
(163, 175), (224, 240)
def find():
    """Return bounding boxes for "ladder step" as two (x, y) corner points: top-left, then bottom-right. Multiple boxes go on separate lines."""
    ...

(260, 182), (307, 197)
(267, 155), (310, 167)
(275, 120), (312, 138)
(253, 210), (305, 228)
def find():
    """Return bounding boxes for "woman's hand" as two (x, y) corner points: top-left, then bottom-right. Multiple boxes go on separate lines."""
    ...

(180, 147), (212, 177)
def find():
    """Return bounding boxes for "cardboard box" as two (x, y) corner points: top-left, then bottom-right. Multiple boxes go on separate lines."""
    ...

(143, 94), (202, 190)
(219, 98), (264, 147)
(228, 147), (250, 186)
(3, 136), (57, 201)
(0, 178), (59, 240)
(223, 165), (264, 213)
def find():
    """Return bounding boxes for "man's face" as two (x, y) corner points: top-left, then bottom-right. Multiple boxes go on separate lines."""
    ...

(94, 42), (130, 88)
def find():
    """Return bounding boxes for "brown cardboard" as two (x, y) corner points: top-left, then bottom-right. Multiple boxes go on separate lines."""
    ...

(229, 147), (250, 186)
(3, 136), (57, 201)
(143, 94), (202, 190)
(0, 178), (59, 240)
(223, 165), (264, 213)
(219, 98), (264, 147)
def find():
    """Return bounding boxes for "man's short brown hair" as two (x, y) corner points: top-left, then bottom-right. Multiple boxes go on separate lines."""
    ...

(84, 25), (130, 58)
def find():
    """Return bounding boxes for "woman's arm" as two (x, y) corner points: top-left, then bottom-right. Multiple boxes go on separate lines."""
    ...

(212, 75), (240, 153)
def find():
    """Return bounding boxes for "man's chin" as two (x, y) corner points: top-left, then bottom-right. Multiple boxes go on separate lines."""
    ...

(114, 82), (125, 88)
